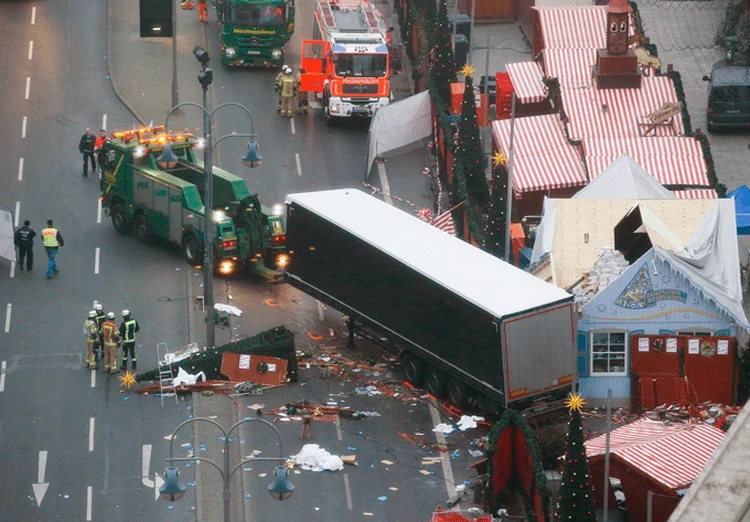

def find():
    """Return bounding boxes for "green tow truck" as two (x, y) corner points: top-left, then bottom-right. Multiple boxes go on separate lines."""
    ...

(214, 0), (295, 67)
(100, 126), (287, 277)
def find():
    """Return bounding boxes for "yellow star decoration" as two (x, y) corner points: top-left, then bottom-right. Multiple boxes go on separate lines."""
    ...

(565, 393), (586, 412)
(120, 370), (137, 390)
(460, 63), (475, 78)
(493, 151), (507, 167)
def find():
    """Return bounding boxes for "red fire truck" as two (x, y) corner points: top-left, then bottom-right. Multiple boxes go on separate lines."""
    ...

(300, 0), (392, 122)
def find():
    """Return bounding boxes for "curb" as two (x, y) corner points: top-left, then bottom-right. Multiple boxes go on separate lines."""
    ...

(106, 0), (146, 126)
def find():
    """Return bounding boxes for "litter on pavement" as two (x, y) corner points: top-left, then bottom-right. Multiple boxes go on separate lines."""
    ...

(456, 415), (485, 431)
(292, 444), (344, 472)
(432, 423), (455, 434)
(172, 367), (207, 387)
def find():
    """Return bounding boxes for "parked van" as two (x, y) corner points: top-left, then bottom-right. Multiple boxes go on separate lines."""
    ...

(703, 61), (750, 132)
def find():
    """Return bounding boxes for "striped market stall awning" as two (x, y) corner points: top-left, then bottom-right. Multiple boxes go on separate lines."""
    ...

(506, 61), (548, 104)
(585, 136), (709, 187)
(542, 48), (598, 89)
(586, 418), (725, 491)
(492, 114), (588, 193)
(534, 6), (619, 50)
(562, 76), (686, 140)
(673, 189), (718, 199)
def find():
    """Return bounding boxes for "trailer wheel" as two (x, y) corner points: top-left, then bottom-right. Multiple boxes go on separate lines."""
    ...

(447, 378), (472, 410)
(182, 234), (203, 266)
(403, 354), (425, 385)
(425, 366), (447, 397)
(134, 215), (153, 245)
(110, 204), (130, 234)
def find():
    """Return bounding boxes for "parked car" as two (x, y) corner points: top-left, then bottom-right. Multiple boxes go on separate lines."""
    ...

(703, 61), (750, 132)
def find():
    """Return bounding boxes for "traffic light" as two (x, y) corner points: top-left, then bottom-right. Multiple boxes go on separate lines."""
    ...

(139, 0), (173, 38)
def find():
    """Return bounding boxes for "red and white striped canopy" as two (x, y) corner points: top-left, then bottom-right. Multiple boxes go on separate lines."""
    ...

(585, 418), (725, 491)
(534, 6), (629, 50)
(585, 136), (709, 187)
(673, 189), (718, 199)
(506, 61), (548, 104)
(562, 76), (686, 140)
(542, 48), (598, 89)
(492, 114), (588, 193)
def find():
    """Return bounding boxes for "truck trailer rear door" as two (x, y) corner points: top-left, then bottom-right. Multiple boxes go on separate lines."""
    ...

(300, 39), (329, 93)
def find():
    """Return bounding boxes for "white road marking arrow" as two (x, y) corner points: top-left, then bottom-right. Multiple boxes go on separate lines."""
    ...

(154, 472), (165, 501)
(142, 445), (154, 488)
(33, 450), (49, 507)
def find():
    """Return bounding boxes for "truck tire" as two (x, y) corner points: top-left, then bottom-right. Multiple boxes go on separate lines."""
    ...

(403, 354), (425, 385)
(134, 215), (153, 245)
(424, 366), (447, 397)
(447, 378), (472, 410)
(182, 235), (203, 266)
(110, 204), (130, 234)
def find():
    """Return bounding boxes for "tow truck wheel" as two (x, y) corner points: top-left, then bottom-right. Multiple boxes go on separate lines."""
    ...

(182, 234), (203, 266)
(134, 215), (153, 245)
(403, 354), (425, 385)
(110, 204), (130, 234)
(447, 378), (472, 410)
(424, 366), (447, 397)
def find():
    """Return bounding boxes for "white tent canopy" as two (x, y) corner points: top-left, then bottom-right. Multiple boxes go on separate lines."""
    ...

(0, 206), (16, 264)
(575, 154), (675, 200)
(366, 91), (432, 176)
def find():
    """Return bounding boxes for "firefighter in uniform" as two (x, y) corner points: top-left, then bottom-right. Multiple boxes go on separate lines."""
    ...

(276, 65), (291, 112)
(279, 68), (297, 118)
(295, 67), (309, 115)
(119, 310), (140, 372)
(94, 304), (106, 362)
(101, 312), (121, 374)
(84, 311), (99, 370)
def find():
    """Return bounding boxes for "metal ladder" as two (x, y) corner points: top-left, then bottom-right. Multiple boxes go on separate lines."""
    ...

(156, 343), (178, 406)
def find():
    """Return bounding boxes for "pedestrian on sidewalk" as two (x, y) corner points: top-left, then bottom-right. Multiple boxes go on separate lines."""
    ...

(94, 129), (109, 174)
(84, 311), (99, 370)
(78, 128), (97, 177)
(94, 303), (106, 363)
(14, 219), (36, 271)
(119, 310), (140, 372)
(279, 68), (296, 118)
(42, 220), (64, 280)
(101, 312), (121, 373)
(295, 68), (309, 115)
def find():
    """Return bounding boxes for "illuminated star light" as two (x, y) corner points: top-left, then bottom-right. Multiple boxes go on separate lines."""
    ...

(460, 63), (476, 78)
(120, 370), (137, 390)
(493, 151), (507, 167)
(565, 393), (586, 412)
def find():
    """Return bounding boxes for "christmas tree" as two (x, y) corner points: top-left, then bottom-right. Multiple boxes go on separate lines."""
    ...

(555, 393), (597, 522)
(428, 0), (457, 106)
(483, 152), (508, 258)
(453, 65), (489, 208)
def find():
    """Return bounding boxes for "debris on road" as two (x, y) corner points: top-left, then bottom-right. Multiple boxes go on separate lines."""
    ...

(172, 367), (207, 387)
(292, 444), (344, 472)
(432, 423), (455, 434)
(456, 415), (485, 431)
(645, 401), (742, 430)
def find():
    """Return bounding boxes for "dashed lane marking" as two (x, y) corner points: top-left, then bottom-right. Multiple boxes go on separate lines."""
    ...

(89, 417), (95, 452)
(14, 202), (20, 227)
(31, 6), (36, 24)
(28, 41), (33, 61)
(295, 152), (302, 176)
(0, 361), (6, 392)
(290, 116), (295, 135)
(18, 158), (24, 181)
(25, 77), (30, 100)
(102, 114), (107, 132)
(90, 368), (96, 388)
(343, 473), (354, 510)
(21, 117), (27, 138)
(10, 263), (15, 278)
(94, 248), (100, 274)
(4, 304), (11, 333)
(86, 485), (93, 521)
(97, 199), (102, 224)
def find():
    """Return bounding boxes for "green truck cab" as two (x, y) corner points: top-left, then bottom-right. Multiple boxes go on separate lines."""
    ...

(214, 0), (295, 67)
(99, 127), (286, 277)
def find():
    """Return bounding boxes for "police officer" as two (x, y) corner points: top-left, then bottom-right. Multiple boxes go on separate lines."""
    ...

(101, 312), (121, 373)
(119, 310), (140, 372)
(41, 220), (64, 280)
(93, 304), (106, 362)
(78, 128), (97, 177)
(279, 67), (297, 118)
(14, 220), (36, 271)
(84, 311), (99, 370)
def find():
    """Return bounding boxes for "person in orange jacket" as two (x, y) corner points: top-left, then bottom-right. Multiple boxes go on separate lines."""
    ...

(101, 312), (121, 374)
(94, 129), (108, 174)
(198, 0), (208, 22)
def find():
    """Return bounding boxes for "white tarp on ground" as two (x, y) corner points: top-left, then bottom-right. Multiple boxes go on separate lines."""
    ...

(366, 91), (432, 176)
(292, 444), (344, 472)
(0, 206), (16, 264)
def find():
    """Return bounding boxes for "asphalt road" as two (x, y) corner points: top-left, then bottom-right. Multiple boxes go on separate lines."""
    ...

(0, 1), (197, 520)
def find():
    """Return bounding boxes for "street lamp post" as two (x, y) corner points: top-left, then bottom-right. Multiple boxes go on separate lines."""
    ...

(161, 47), (262, 350)
(160, 417), (294, 522)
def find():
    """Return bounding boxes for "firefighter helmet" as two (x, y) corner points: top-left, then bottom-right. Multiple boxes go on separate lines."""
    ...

(94, 303), (103, 311)
(122, 310), (130, 317)
(106, 312), (115, 319)
(88, 310), (97, 318)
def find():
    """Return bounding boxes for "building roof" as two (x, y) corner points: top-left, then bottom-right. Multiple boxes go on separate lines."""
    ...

(667, 398), (750, 521)
(506, 61), (548, 104)
(574, 154), (676, 200)
(531, 198), (718, 289)
(491, 114), (588, 193)
(586, 418), (725, 491)
(286, 189), (573, 319)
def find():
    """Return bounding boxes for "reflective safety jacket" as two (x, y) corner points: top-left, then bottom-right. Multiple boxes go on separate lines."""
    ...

(280, 75), (296, 97)
(84, 319), (98, 341)
(120, 319), (140, 343)
(42, 228), (60, 247)
(101, 320), (121, 345)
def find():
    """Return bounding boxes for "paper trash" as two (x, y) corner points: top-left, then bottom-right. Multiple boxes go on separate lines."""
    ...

(432, 423), (454, 434)
(456, 415), (485, 431)
(172, 367), (207, 387)
(292, 444), (344, 472)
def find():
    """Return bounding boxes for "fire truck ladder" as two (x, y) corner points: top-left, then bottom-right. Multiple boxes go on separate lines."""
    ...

(317, 0), (384, 35)
(156, 342), (178, 406)
(317, 0), (338, 33)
